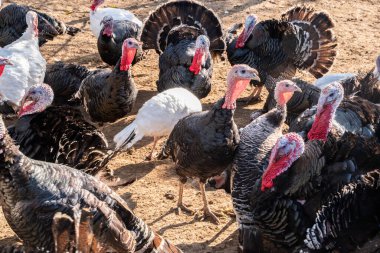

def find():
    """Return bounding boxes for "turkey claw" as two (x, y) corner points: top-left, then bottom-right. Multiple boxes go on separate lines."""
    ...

(202, 209), (220, 225)
(176, 204), (194, 215)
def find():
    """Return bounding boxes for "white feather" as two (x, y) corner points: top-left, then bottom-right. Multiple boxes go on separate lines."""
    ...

(0, 13), (46, 106)
(114, 88), (202, 149)
(313, 73), (356, 89)
(90, 8), (142, 38)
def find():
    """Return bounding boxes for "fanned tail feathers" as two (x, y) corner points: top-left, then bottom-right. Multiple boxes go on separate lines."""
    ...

(282, 6), (337, 78)
(141, 0), (225, 56)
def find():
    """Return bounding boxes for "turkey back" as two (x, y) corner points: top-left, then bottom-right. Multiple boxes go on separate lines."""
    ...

(281, 6), (337, 78)
(141, 0), (225, 57)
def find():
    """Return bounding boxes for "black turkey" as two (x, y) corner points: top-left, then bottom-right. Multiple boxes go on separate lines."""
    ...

(231, 80), (301, 251)
(8, 84), (119, 182)
(97, 16), (143, 66)
(302, 169), (380, 253)
(140, 0), (225, 99)
(158, 65), (259, 224)
(0, 113), (183, 253)
(226, 6), (337, 104)
(0, 3), (79, 47)
(44, 61), (91, 106)
(75, 38), (139, 123)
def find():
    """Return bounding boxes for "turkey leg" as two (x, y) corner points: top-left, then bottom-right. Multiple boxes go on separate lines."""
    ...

(199, 181), (220, 224)
(146, 136), (162, 160)
(177, 181), (194, 215)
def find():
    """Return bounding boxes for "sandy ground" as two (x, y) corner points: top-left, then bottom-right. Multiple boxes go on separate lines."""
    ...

(0, 0), (379, 252)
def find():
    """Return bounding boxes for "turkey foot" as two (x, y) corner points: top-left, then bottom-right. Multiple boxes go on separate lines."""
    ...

(202, 207), (220, 225)
(199, 181), (220, 225)
(145, 137), (161, 161)
(176, 182), (194, 215)
(237, 86), (263, 105)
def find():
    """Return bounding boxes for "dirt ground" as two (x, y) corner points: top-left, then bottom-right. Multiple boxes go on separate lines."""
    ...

(0, 0), (379, 252)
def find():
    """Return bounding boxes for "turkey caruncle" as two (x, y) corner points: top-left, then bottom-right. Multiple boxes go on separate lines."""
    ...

(226, 6), (337, 104)
(8, 84), (127, 186)
(0, 3), (80, 47)
(0, 113), (183, 253)
(140, 0), (225, 99)
(158, 64), (260, 224)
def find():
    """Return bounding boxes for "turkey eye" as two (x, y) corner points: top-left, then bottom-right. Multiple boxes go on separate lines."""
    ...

(329, 93), (334, 97)
(285, 84), (289, 87)
(128, 41), (132, 45)
(241, 70), (246, 74)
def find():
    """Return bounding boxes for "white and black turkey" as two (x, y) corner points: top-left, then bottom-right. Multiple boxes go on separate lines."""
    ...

(0, 114), (183, 252)
(114, 87), (202, 160)
(97, 16), (144, 66)
(89, 0), (142, 38)
(75, 38), (140, 124)
(0, 11), (46, 110)
(140, 0), (225, 99)
(158, 65), (260, 224)
(226, 6), (337, 104)
(0, 3), (79, 47)
(8, 84), (118, 182)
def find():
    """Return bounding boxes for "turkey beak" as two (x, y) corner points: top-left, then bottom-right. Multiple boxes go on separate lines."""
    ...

(132, 41), (142, 49)
(248, 70), (260, 82)
(294, 86), (302, 93)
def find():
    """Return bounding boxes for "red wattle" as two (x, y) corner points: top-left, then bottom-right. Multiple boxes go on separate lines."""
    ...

(189, 49), (203, 75)
(18, 102), (36, 117)
(261, 156), (292, 191)
(120, 48), (136, 71)
(235, 31), (246, 49)
(90, 4), (96, 11)
(307, 104), (334, 141)
(222, 79), (250, 109)
(0, 65), (5, 77)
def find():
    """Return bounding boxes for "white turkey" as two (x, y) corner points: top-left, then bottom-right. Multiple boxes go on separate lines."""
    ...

(89, 0), (142, 38)
(114, 87), (202, 160)
(0, 11), (46, 109)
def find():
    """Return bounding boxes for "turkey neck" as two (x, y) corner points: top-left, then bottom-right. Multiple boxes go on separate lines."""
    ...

(110, 60), (136, 93)
(210, 97), (235, 124)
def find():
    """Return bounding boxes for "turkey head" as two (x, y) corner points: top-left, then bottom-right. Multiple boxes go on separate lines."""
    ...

(223, 64), (260, 109)
(18, 84), (54, 117)
(100, 16), (113, 37)
(261, 133), (305, 191)
(307, 82), (344, 141)
(120, 38), (141, 71)
(274, 80), (302, 106)
(236, 15), (258, 48)
(26, 11), (39, 37)
(90, 0), (104, 11)
(0, 57), (13, 77)
(189, 35), (210, 75)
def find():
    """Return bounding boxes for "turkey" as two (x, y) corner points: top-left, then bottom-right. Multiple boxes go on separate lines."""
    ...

(140, 0), (225, 99)
(158, 64), (260, 224)
(226, 6), (337, 104)
(247, 82), (380, 252)
(0, 11), (46, 109)
(44, 61), (91, 106)
(302, 169), (380, 252)
(90, 0), (142, 38)
(97, 16), (144, 66)
(75, 38), (139, 124)
(0, 115), (182, 253)
(231, 80), (301, 251)
(8, 84), (118, 182)
(114, 87), (202, 160)
(0, 3), (80, 47)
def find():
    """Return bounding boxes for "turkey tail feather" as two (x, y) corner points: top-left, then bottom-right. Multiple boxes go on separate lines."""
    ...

(141, 0), (225, 55)
(282, 6), (337, 78)
(113, 121), (143, 150)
